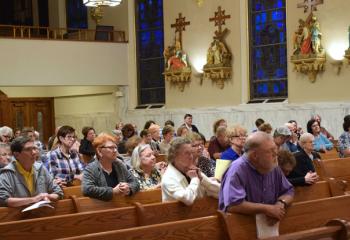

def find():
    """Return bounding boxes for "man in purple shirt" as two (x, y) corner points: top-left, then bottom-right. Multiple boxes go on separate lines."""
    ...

(219, 131), (294, 223)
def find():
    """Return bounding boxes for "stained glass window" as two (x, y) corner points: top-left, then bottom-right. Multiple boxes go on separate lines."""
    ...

(136, 0), (165, 105)
(249, 0), (287, 100)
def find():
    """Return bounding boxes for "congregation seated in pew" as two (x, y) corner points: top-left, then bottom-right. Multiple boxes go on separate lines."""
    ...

(82, 133), (139, 201)
(161, 137), (220, 205)
(0, 136), (63, 207)
(338, 115), (350, 158)
(220, 132), (294, 225)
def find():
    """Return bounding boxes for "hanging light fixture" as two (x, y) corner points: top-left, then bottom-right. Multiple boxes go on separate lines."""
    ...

(83, 0), (122, 7)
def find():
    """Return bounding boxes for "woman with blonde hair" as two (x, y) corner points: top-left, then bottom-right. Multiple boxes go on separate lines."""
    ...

(221, 125), (247, 161)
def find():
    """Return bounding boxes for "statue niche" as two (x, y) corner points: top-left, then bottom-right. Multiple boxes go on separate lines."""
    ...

(163, 13), (191, 92)
(291, 13), (326, 82)
(203, 6), (232, 89)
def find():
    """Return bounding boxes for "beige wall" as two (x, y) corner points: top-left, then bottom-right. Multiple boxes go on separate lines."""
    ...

(163, 0), (243, 108)
(0, 39), (128, 86)
(161, 0), (350, 108)
(287, 0), (350, 103)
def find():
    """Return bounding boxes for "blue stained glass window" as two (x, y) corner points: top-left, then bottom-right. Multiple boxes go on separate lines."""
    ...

(249, 0), (287, 100)
(136, 0), (164, 105)
(66, 0), (87, 29)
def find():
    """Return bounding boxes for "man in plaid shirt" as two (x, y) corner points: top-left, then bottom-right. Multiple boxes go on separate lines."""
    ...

(46, 126), (84, 186)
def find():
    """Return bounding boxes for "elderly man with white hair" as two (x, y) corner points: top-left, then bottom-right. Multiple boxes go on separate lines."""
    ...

(287, 133), (319, 186)
(0, 126), (13, 144)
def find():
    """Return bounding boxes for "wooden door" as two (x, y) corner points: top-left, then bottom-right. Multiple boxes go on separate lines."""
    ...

(6, 98), (54, 143)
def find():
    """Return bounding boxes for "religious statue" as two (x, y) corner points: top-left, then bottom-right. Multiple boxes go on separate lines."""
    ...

(290, 13), (326, 83)
(164, 40), (189, 71)
(205, 39), (231, 67)
(292, 15), (324, 57)
(345, 26), (350, 60)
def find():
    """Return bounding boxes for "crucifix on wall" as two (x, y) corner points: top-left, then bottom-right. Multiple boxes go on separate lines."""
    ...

(209, 6), (231, 40)
(297, 0), (323, 13)
(170, 13), (190, 48)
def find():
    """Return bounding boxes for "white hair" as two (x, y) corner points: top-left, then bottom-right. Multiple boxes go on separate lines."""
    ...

(130, 144), (151, 172)
(299, 133), (314, 147)
(0, 126), (13, 137)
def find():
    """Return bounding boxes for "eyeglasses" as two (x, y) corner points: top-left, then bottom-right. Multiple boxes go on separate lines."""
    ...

(22, 146), (39, 152)
(0, 153), (11, 157)
(2, 135), (11, 139)
(65, 135), (76, 140)
(232, 135), (248, 139)
(100, 146), (118, 151)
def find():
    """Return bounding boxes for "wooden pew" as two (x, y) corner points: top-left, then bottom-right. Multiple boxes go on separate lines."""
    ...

(57, 195), (350, 240)
(265, 219), (350, 240)
(293, 179), (346, 202)
(317, 157), (350, 191)
(0, 188), (162, 222)
(0, 197), (218, 240)
(63, 186), (83, 198)
(319, 149), (340, 160)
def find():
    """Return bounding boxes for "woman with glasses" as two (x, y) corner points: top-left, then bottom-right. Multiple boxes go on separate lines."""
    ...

(221, 125), (247, 161)
(46, 125), (84, 187)
(130, 144), (165, 190)
(82, 133), (139, 201)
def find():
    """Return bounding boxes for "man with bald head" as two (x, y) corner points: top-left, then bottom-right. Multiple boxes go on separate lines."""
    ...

(219, 132), (294, 223)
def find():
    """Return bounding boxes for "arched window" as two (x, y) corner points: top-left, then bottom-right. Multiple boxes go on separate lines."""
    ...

(136, 0), (165, 105)
(249, 0), (287, 101)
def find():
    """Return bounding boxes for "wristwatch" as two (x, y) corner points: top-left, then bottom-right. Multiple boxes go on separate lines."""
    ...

(278, 199), (288, 209)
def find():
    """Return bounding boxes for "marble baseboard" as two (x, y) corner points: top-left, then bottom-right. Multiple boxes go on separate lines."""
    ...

(123, 102), (350, 140)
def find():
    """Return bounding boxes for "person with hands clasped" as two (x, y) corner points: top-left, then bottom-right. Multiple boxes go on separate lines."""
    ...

(161, 137), (220, 206)
(82, 133), (139, 201)
(287, 133), (320, 186)
(219, 132), (294, 225)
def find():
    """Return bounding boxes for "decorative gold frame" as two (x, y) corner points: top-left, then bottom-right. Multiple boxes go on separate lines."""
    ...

(291, 54), (325, 82)
(163, 68), (192, 92)
(345, 49), (350, 64)
(203, 66), (231, 89)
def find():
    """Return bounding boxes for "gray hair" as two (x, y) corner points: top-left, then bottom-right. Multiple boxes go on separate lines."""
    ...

(131, 144), (151, 172)
(244, 131), (273, 153)
(168, 137), (191, 164)
(0, 126), (13, 138)
(299, 133), (314, 148)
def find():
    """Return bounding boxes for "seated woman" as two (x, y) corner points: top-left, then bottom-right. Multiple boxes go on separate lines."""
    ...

(186, 132), (214, 177)
(277, 149), (296, 176)
(208, 126), (229, 160)
(221, 125), (247, 161)
(307, 119), (333, 153)
(130, 144), (165, 191)
(79, 126), (96, 164)
(161, 138), (220, 206)
(287, 133), (319, 186)
(82, 133), (139, 201)
(339, 115), (350, 158)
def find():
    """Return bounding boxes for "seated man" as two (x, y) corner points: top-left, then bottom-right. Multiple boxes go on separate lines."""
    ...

(161, 138), (220, 206)
(219, 132), (294, 224)
(0, 136), (63, 207)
